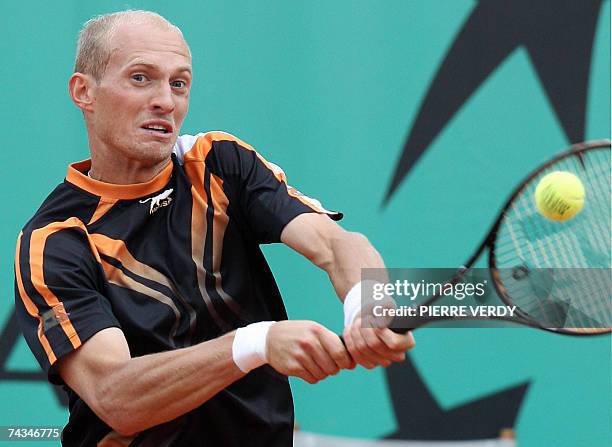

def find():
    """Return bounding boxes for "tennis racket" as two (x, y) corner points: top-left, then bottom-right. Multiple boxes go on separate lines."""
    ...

(358, 140), (611, 336)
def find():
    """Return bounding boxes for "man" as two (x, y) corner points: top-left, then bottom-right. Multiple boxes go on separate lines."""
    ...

(14, 10), (414, 446)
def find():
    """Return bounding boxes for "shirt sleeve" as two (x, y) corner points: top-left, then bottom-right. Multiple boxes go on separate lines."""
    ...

(14, 223), (121, 384)
(176, 131), (343, 243)
(204, 133), (343, 243)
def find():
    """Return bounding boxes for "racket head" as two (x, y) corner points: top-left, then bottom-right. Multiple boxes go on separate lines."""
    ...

(487, 140), (611, 335)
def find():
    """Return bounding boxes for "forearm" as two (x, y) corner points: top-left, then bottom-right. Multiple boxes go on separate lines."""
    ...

(279, 214), (387, 300)
(322, 231), (386, 300)
(98, 332), (243, 435)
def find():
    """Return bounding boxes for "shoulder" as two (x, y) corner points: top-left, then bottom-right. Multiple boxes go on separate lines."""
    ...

(21, 177), (100, 236)
(22, 196), (93, 240)
(18, 215), (95, 272)
(18, 184), (97, 269)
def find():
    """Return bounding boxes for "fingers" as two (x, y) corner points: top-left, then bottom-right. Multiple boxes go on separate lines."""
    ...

(267, 320), (412, 383)
(283, 359), (318, 384)
(296, 331), (338, 381)
(318, 329), (355, 371)
(344, 322), (415, 369)
(266, 321), (355, 384)
(299, 325), (357, 380)
(377, 328), (415, 354)
(344, 326), (383, 369)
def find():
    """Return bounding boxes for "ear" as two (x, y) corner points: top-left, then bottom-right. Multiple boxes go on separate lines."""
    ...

(68, 73), (96, 112)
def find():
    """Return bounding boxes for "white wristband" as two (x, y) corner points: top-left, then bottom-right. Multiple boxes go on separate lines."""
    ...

(344, 280), (394, 327)
(232, 321), (275, 373)
(343, 282), (364, 327)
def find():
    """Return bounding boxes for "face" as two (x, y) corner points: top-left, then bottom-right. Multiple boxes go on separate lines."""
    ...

(86, 21), (192, 166)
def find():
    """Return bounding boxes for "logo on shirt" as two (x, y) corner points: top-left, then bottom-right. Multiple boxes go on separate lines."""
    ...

(40, 303), (70, 333)
(139, 188), (174, 214)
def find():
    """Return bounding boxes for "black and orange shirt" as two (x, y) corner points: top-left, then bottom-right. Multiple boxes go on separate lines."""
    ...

(14, 131), (341, 447)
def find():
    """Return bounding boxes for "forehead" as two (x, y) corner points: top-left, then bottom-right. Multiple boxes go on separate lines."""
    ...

(107, 21), (192, 72)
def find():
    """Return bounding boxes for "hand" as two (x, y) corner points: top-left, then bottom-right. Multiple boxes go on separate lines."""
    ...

(266, 320), (355, 384)
(342, 319), (415, 369)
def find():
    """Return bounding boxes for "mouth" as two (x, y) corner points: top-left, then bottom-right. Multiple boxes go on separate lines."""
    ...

(140, 121), (174, 136)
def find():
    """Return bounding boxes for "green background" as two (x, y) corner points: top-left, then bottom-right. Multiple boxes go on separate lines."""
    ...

(1, 1), (610, 445)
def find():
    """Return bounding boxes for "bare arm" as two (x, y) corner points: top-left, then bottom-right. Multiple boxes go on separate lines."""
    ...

(281, 213), (415, 368)
(57, 327), (243, 436)
(58, 321), (353, 436)
(280, 213), (385, 298)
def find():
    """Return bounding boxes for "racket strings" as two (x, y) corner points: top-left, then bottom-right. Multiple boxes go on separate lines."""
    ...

(493, 147), (611, 332)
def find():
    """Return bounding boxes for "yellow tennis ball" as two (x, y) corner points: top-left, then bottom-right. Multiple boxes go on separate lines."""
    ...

(534, 171), (585, 221)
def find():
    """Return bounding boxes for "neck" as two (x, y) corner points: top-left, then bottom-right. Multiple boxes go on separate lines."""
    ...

(87, 134), (172, 184)
(88, 155), (171, 184)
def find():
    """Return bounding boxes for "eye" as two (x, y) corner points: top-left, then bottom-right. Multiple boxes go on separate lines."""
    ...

(131, 74), (148, 83)
(171, 80), (188, 89)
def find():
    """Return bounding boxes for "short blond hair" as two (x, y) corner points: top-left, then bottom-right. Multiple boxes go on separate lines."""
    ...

(74, 10), (186, 80)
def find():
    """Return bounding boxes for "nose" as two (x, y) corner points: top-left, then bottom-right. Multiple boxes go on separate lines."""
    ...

(150, 83), (175, 114)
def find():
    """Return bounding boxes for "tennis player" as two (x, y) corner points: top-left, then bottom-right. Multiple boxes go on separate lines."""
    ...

(14, 10), (414, 446)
